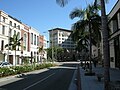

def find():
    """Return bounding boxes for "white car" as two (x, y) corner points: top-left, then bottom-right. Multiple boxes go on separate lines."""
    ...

(0, 62), (13, 68)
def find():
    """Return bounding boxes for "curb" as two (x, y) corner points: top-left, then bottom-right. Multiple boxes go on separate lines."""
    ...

(68, 67), (77, 90)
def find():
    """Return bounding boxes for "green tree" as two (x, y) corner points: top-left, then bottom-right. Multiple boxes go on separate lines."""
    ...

(46, 46), (64, 61)
(72, 29), (89, 52)
(55, 47), (64, 61)
(38, 46), (45, 54)
(38, 46), (45, 63)
(5, 32), (23, 66)
(70, 4), (101, 73)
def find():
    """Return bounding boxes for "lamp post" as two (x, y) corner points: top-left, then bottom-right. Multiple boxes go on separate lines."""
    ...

(52, 29), (54, 62)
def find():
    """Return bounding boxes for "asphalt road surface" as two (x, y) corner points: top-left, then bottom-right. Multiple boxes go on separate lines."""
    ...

(0, 62), (77, 90)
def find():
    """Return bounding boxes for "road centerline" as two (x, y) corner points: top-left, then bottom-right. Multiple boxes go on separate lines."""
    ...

(23, 73), (55, 90)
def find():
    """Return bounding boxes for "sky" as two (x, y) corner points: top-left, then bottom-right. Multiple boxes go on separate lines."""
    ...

(0, 0), (118, 40)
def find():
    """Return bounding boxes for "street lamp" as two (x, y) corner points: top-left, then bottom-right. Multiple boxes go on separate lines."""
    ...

(52, 29), (54, 61)
(49, 29), (55, 62)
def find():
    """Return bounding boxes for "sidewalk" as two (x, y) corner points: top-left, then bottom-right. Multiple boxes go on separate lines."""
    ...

(80, 65), (120, 90)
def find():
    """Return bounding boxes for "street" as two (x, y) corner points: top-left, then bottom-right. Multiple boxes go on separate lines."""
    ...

(0, 62), (77, 90)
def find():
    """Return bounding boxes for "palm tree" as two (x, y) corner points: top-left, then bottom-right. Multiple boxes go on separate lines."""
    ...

(94, 0), (110, 89)
(38, 46), (45, 63)
(72, 28), (89, 52)
(5, 32), (23, 66)
(70, 4), (101, 73)
(73, 30), (89, 67)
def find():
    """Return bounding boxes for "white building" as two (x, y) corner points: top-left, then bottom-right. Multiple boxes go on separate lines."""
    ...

(0, 10), (22, 65)
(0, 10), (46, 65)
(29, 27), (40, 63)
(49, 28), (76, 50)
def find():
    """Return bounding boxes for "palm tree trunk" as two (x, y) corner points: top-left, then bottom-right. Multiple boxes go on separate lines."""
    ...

(100, 0), (110, 90)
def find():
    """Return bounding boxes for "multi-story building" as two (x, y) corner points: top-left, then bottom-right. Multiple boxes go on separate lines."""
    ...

(21, 24), (31, 64)
(29, 27), (40, 63)
(92, 1), (120, 68)
(108, 0), (120, 68)
(0, 10), (46, 65)
(49, 28), (76, 50)
(49, 28), (76, 61)
(0, 10), (23, 65)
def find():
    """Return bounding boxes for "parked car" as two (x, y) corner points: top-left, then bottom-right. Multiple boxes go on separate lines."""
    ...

(0, 62), (13, 68)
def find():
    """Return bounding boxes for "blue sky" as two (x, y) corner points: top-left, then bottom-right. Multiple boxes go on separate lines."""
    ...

(0, 0), (118, 39)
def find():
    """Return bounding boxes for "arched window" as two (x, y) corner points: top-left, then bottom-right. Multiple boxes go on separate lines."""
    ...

(9, 21), (12, 26)
(9, 28), (12, 37)
(14, 30), (16, 35)
(23, 33), (27, 50)
(18, 32), (20, 39)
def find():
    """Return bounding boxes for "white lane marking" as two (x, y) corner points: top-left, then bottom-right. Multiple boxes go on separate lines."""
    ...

(23, 73), (55, 90)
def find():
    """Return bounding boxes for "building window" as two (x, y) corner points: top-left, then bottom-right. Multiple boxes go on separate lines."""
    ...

(59, 33), (61, 36)
(31, 33), (33, 44)
(1, 40), (4, 51)
(17, 25), (20, 30)
(3, 17), (5, 22)
(114, 36), (120, 68)
(37, 36), (39, 46)
(2, 25), (5, 35)
(117, 13), (120, 29)
(9, 21), (12, 26)
(9, 28), (12, 37)
(18, 32), (20, 39)
(14, 30), (16, 35)
(14, 23), (16, 28)
(34, 34), (36, 45)
(23, 34), (27, 50)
